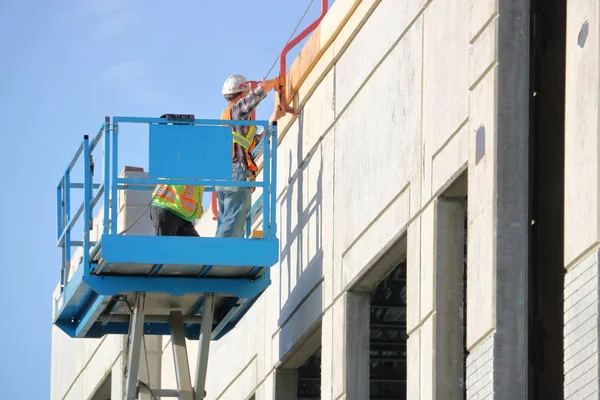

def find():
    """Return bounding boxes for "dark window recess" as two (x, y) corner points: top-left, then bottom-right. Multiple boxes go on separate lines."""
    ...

(370, 260), (407, 400)
(530, 0), (566, 398)
(297, 348), (322, 399)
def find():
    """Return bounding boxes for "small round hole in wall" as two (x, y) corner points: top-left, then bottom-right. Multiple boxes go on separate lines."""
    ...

(578, 21), (589, 48)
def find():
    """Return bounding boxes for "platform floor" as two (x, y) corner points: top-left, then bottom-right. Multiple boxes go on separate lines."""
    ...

(54, 235), (277, 340)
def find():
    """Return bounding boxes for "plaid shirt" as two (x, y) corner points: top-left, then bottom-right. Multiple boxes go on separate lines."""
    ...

(230, 86), (267, 164)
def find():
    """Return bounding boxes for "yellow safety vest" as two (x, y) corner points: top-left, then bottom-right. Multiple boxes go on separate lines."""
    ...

(151, 184), (204, 222)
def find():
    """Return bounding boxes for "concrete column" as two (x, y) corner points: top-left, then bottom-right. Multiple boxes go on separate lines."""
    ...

(416, 199), (466, 400)
(321, 292), (369, 400)
(494, 0), (530, 398)
(345, 292), (370, 400)
(434, 198), (466, 398)
(417, 203), (435, 400)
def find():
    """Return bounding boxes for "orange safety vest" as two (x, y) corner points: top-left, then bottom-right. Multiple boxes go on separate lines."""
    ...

(220, 105), (259, 173)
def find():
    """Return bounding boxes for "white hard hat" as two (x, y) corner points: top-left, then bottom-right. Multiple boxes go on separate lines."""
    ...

(222, 74), (249, 95)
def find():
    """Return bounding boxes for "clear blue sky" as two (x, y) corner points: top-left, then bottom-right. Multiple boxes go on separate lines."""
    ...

(0, 0), (324, 397)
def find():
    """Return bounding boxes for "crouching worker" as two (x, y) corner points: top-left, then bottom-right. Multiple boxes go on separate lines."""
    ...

(216, 74), (285, 238)
(150, 183), (204, 236)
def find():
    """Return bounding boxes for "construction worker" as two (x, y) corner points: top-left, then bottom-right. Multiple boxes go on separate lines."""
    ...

(150, 183), (204, 236)
(216, 74), (285, 238)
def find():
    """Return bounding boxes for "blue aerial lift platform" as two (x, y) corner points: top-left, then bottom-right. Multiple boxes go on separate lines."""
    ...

(54, 115), (278, 399)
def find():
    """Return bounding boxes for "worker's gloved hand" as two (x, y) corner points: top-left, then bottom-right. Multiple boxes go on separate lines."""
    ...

(261, 77), (283, 94)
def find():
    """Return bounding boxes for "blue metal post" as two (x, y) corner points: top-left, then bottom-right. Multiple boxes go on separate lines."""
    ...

(270, 128), (278, 239)
(65, 171), (71, 270)
(103, 117), (111, 235)
(83, 136), (91, 274)
(58, 179), (64, 290)
(111, 123), (118, 235)
(245, 217), (251, 238)
(57, 180), (63, 239)
(262, 126), (271, 237)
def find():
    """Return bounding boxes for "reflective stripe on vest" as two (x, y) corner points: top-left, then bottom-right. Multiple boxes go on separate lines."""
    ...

(153, 185), (176, 202)
(232, 126), (256, 150)
(221, 105), (257, 151)
(179, 186), (196, 211)
(152, 184), (198, 213)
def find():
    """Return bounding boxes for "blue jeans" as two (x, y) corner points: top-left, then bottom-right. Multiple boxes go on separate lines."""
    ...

(215, 165), (252, 238)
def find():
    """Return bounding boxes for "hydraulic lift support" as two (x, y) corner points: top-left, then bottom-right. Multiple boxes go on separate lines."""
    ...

(124, 293), (214, 399)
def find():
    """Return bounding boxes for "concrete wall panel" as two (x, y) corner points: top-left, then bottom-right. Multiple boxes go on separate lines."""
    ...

(111, 356), (125, 400)
(469, 0), (497, 40)
(298, 69), (335, 161)
(420, 314), (435, 400)
(407, 216), (422, 332)
(51, 327), (85, 400)
(341, 186), (410, 290)
(318, 133), (337, 306)
(277, 118), (300, 200)
(117, 205), (153, 236)
(215, 357), (258, 400)
(278, 134), (333, 323)
(335, 18), (422, 254)
(469, 17), (498, 88)
(256, 372), (276, 400)
(117, 170), (152, 211)
(407, 328), (421, 400)
(467, 67), (497, 348)
(210, 311), (261, 394)
(430, 125), (468, 197)
(331, 297), (347, 399)
(420, 203), (435, 319)
(564, 0), (600, 266)
(50, 328), (123, 400)
(335, 0), (425, 112)
(321, 305), (334, 400)
(271, 282), (323, 364)
(422, 0), (470, 202)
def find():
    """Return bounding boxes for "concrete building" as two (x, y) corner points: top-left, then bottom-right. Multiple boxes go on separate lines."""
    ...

(50, 0), (600, 399)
